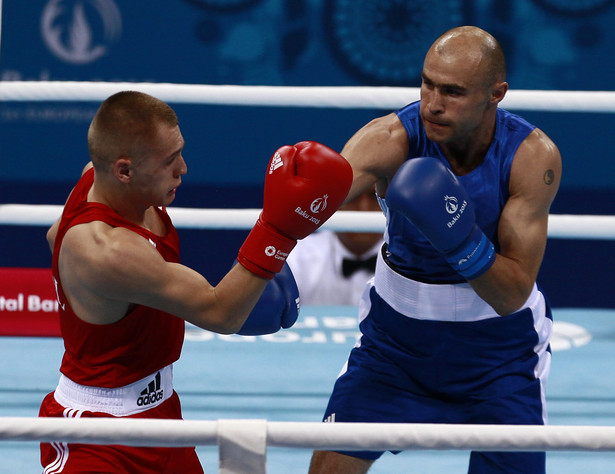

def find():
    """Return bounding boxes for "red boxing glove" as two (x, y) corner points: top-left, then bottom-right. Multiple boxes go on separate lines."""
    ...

(238, 141), (353, 279)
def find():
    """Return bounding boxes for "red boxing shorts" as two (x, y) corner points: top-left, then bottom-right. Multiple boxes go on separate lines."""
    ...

(39, 377), (203, 473)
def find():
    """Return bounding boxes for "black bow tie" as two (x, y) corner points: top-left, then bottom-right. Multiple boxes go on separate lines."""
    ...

(342, 255), (377, 278)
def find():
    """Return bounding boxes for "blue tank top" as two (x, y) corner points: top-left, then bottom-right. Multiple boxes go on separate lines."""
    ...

(384, 101), (535, 283)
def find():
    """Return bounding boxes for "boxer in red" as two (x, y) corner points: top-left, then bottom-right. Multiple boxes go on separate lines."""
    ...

(40, 91), (352, 473)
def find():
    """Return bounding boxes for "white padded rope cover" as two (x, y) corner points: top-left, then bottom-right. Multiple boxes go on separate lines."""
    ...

(0, 204), (613, 240)
(2, 81), (615, 112)
(218, 419), (267, 474)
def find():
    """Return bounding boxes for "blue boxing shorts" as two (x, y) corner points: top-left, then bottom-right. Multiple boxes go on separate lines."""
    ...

(321, 250), (552, 474)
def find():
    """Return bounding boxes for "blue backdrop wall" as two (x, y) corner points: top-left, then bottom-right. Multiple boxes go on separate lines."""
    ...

(1, 0), (614, 308)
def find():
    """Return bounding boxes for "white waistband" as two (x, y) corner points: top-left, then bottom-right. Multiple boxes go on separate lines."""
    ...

(54, 364), (174, 417)
(373, 249), (539, 322)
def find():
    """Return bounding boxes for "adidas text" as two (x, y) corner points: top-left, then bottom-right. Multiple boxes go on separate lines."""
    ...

(137, 389), (164, 406)
(137, 372), (164, 407)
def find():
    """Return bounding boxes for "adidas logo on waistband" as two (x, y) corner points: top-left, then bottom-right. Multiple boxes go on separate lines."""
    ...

(136, 371), (164, 407)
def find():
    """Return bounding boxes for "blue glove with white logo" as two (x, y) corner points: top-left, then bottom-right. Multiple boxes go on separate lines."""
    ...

(237, 261), (301, 335)
(385, 157), (495, 280)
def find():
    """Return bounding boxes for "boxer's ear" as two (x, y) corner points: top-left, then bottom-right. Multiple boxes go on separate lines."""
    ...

(114, 157), (133, 183)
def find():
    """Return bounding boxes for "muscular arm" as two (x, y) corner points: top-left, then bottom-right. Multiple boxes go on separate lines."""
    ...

(341, 113), (409, 201)
(54, 141), (349, 334)
(469, 128), (561, 315)
(59, 222), (268, 334)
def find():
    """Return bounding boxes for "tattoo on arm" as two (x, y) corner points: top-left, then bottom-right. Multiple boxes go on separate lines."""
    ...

(544, 169), (555, 185)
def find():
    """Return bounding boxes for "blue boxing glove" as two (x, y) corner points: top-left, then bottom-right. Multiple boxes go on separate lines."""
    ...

(385, 157), (495, 280)
(237, 261), (301, 335)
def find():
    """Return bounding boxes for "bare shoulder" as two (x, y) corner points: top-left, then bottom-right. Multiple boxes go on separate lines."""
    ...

(509, 127), (562, 212)
(61, 221), (163, 291)
(63, 221), (154, 262)
(342, 112), (409, 196)
(515, 128), (561, 174)
(344, 113), (407, 157)
(363, 112), (407, 137)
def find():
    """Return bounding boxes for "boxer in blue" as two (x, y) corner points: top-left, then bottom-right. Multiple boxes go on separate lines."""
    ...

(309, 26), (561, 474)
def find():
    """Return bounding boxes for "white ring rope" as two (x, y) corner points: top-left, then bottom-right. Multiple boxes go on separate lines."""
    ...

(4, 418), (615, 473)
(5, 417), (615, 474)
(2, 81), (615, 112)
(2, 82), (613, 240)
(2, 417), (615, 474)
(2, 417), (615, 451)
(0, 204), (613, 240)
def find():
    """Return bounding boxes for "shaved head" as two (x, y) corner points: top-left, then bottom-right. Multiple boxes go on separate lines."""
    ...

(429, 26), (506, 87)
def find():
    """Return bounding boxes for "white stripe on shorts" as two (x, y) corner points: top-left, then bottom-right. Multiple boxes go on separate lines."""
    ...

(42, 409), (82, 474)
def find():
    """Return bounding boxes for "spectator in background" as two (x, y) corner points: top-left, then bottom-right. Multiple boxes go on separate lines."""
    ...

(287, 188), (384, 305)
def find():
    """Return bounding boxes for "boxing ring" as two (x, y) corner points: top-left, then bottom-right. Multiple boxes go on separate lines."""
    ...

(1, 82), (615, 473)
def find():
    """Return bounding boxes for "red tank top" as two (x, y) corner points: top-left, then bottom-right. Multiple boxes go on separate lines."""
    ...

(52, 168), (184, 388)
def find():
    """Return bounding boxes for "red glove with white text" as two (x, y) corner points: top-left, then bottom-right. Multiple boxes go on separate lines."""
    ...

(238, 141), (353, 279)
